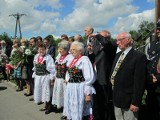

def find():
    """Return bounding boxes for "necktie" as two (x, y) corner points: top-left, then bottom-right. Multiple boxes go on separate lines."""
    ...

(111, 52), (124, 86)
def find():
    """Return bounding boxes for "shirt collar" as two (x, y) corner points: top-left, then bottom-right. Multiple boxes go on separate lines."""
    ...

(123, 47), (132, 56)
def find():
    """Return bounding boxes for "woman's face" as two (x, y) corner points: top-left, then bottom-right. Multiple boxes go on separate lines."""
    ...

(21, 42), (26, 46)
(38, 47), (46, 56)
(70, 45), (81, 58)
(58, 47), (68, 56)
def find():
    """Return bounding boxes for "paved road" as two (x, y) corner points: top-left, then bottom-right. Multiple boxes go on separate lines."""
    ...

(0, 81), (61, 120)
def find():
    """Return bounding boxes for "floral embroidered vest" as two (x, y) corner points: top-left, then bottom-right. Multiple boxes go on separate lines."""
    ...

(55, 62), (67, 79)
(68, 66), (84, 83)
(35, 61), (50, 75)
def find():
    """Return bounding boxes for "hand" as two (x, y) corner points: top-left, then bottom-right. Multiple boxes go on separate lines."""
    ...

(88, 34), (97, 39)
(157, 65), (160, 73)
(130, 104), (139, 112)
(85, 95), (91, 102)
(152, 74), (157, 83)
(87, 44), (93, 54)
(64, 80), (67, 84)
(50, 80), (55, 86)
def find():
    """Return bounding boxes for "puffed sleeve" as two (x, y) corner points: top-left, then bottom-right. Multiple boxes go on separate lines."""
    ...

(65, 54), (74, 82)
(45, 55), (55, 80)
(82, 56), (96, 95)
(32, 54), (38, 78)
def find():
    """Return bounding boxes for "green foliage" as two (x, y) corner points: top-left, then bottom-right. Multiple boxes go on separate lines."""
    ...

(0, 32), (12, 46)
(129, 21), (155, 53)
(10, 49), (23, 65)
(82, 35), (87, 42)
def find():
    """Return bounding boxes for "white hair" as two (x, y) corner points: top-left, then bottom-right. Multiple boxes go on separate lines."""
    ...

(58, 40), (70, 51)
(124, 32), (132, 39)
(1, 40), (6, 44)
(85, 26), (94, 34)
(71, 41), (84, 53)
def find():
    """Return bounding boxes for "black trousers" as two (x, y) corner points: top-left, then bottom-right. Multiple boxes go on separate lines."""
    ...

(27, 67), (34, 93)
(146, 89), (160, 120)
(1, 66), (7, 80)
(93, 81), (115, 120)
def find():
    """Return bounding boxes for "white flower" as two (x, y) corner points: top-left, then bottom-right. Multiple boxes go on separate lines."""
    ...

(20, 46), (26, 51)
(25, 49), (32, 55)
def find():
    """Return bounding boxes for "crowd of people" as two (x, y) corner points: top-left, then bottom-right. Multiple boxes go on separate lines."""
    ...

(0, 22), (160, 120)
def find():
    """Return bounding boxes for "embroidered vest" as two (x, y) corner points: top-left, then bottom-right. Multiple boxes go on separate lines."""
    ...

(35, 61), (50, 75)
(55, 62), (67, 79)
(68, 66), (84, 83)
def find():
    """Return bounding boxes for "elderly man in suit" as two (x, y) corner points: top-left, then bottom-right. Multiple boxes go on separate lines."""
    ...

(110, 32), (147, 120)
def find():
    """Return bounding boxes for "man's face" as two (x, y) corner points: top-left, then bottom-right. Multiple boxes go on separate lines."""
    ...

(30, 39), (36, 47)
(84, 28), (91, 37)
(157, 28), (160, 38)
(1, 42), (6, 47)
(43, 40), (49, 47)
(116, 33), (130, 51)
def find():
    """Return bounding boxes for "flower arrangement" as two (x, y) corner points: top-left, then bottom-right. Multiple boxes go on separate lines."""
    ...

(25, 48), (32, 55)
(21, 48), (34, 64)
(10, 49), (23, 66)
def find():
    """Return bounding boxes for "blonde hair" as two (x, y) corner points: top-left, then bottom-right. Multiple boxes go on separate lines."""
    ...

(20, 39), (28, 46)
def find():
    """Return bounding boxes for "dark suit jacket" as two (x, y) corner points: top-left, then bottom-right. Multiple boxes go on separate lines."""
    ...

(47, 45), (55, 59)
(111, 48), (147, 108)
(85, 34), (117, 85)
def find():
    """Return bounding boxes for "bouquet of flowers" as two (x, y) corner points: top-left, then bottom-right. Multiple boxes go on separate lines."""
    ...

(20, 46), (36, 65)
(10, 49), (23, 66)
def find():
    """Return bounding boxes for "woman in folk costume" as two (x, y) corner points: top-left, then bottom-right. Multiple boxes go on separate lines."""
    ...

(32, 43), (55, 114)
(52, 40), (73, 112)
(62, 41), (96, 120)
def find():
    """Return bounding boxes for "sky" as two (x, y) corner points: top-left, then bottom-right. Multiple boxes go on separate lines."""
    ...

(0, 0), (155, 39)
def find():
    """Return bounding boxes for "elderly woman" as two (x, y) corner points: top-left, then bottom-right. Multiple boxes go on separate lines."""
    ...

(32, 43), (55, 114)
(52, 40), (73, 112)
(62, 41), (96, 120)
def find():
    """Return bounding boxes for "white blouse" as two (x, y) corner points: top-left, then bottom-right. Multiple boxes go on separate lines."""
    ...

(32, 54), (55, 80)
(66, 56), (96, 95)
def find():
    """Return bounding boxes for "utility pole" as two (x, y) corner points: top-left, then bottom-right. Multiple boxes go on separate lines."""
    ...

(9, 13), (26, 39)
(155, 0), (160, 25)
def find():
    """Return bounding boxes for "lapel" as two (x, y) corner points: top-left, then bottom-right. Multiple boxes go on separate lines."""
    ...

(92, 38), (101, 55)
(47, 45), (51, 53)
(116, 48), (134, 74)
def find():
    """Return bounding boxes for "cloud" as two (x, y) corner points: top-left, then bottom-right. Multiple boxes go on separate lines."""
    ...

(58, 0), (138, 34)
(0, 0), (155, 39)
(111, 9), (155, 38)
(0, 0), (61, 37)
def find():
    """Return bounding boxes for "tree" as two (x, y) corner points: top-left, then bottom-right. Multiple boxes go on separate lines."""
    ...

(130, 21), (155, 53)
(0, 32), (12, 46)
